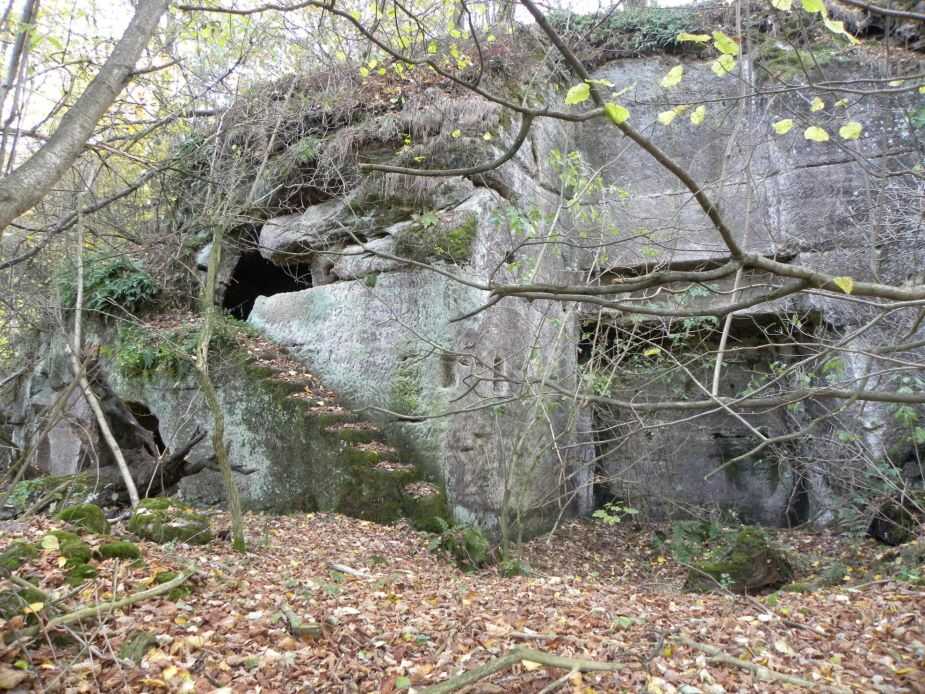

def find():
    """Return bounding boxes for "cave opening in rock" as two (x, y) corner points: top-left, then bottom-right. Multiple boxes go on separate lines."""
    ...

(124, 401), (166, 455)
(223, 252), (313, 320)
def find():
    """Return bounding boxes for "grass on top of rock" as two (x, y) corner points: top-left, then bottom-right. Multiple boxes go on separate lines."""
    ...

(393, 211), (477, 265)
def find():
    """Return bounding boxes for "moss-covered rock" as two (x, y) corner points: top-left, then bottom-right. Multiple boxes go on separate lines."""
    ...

(50, 531), (92, 564)
(127, 498), (212, 545)
(393, 211), (478, 265)
(56, 504), (110, 534)
(0, 541), (39, 573)
(868, 491), (925, 547)
(684, 527), (793, 594)
(98, 541), (142, 560)
(401, 482), (450, 533)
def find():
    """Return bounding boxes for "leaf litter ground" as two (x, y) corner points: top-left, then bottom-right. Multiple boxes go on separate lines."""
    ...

(1, 513), (923, 692)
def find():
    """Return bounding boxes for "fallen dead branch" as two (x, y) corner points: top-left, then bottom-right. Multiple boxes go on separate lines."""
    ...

(419, 646), (624, 694)
(10, 567), (196, 641)
(673, 636), (851, 693)
(280, 604), (322, 639)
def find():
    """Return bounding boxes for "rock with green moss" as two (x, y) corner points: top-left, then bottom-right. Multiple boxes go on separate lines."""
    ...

(684, 527), (793, 594)
(98, 541), (142, 560)
(56, 503), (110, 534)
(0, 542), (39, 573)
(3, 474), (92, 516)
(50, 531), (92, 564)
(127, 497), (212, 545)
(401, 482), (450, 533)
(393, 211), (477, 265)
(868, 490), (925, 547)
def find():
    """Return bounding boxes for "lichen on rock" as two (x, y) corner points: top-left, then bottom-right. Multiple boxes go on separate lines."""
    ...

(127, 497), (213, 545)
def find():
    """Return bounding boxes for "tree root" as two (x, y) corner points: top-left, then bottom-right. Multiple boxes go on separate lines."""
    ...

(419, 647), (623, 694)
(673, 636), (851, 694)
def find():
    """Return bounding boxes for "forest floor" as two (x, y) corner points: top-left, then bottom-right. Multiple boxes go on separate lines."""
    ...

(1, 512), (923, 693)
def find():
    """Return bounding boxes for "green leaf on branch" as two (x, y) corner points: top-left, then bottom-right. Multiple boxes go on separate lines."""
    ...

(711, 54), (736, 77)
(804, 126), (830, 142)
(565, 82), (591, 105)
(677, 32), (711, 42)
(690, 105), (706, 125)
(660, 65), (684, 88)
(772, 118), (794, 134)
(770, 0), (793, 10)
(801, 0), (825, 13)
(604, 102), (630, 125)
(839, 121), (862, 140)
(712, 31), (739, 56)
(833, 276), (855, 294)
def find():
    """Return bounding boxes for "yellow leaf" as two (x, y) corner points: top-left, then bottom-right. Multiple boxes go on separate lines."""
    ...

(644, 347), (661, 357)
(482, 132), (493, 141)
(711, 54), (736, 77)
(770, 0), (792, 10)
(804, 126), (830, 142)
(162, 666), (178, 680)
(57, 556), (68, 568)
(358, 67), (369, 78)
(367, 59), (378, 69)
(677, 32), (711, 42)
(824, 17), (860, 43)
(838, 121), (862, 140)
(801, 0), (825, 13)
(657, 110), (677, 126)
(23, 602), (44, 614)
(660, 65), (684, 89)
(919, 86), (925, 94)
(772, 118), (794, 134)
(833, 276), (854, 294)
(834, 98), (848, 107)
(40, 534), (59, 551)
(521, 659), (542, 671)
(712, 31), (740, 56)
(810, 96), (825, 112)
(604, 102), (630, 126)
(690, 105), (706, 125)
(450, 129), (462, 138)
(888, 79), (903, 86)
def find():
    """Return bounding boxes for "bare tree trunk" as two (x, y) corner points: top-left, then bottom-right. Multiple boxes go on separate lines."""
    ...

(67, 197), (140, 507)
(0, 0), (168, 235)
(194, 225), (246, 552)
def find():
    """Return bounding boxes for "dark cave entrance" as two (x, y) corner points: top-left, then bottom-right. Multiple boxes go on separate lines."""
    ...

(223, 251), (313, 320)
(125, 401), (166, 455)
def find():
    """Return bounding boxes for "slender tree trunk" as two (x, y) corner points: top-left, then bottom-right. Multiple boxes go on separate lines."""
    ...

(195, 225), (246, 552)
(68, 197), (140, 507)
(0, 0), (168, 235)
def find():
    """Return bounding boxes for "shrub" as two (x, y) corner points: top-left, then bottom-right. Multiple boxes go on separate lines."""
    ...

(58, 254), (158, 317)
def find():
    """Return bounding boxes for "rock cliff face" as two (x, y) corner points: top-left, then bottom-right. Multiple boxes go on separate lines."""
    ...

(8, 46), (924, 536)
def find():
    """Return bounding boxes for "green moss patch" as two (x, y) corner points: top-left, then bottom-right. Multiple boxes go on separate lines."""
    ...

(684, 527), (793, 594)
(56, 504), (110, 535)
(394, 211), (477, 265)
(98, 541), (142, 560)
(4, 474), (92, 516)
(430, 522), (491, 571)
(65, 563), (98, 587)
(119, 631), (159, 664)
(154, 571), (193, 601)
(0, 585), (46, 619)
(50, 531), (92, 564)
(127, 498), (213, 545)
(0, 542), (39, 573)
